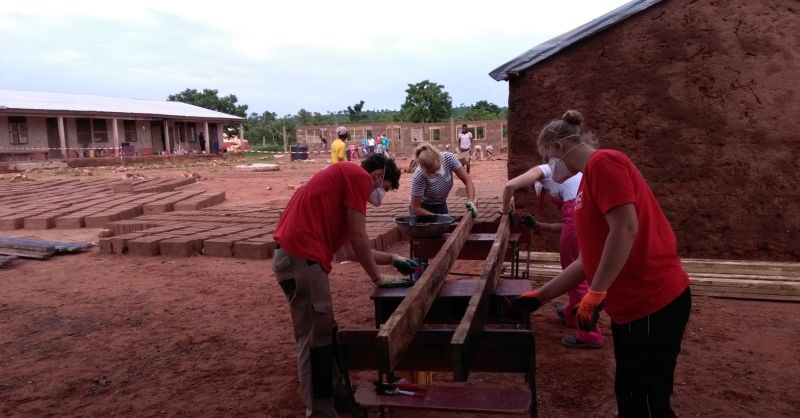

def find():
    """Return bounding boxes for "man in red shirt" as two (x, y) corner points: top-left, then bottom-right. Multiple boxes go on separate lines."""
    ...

(273, 153), (417, 417)
(514, 110), (691, 418)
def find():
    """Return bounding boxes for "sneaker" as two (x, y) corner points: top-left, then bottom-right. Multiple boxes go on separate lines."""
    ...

(561, 335), (604, 349)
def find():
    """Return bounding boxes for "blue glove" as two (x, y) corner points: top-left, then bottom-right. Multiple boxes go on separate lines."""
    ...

(466, 201), (478, 219)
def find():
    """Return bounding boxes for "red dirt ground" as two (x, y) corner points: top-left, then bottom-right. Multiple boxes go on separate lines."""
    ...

(1, 157), (798, 417)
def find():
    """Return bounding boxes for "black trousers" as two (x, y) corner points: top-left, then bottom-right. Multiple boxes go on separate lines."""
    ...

(612, 287), (691, 418)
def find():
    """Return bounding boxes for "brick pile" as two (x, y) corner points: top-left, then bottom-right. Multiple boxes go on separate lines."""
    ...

(99, 197), (502, 260)
(0, 178), (224, 230)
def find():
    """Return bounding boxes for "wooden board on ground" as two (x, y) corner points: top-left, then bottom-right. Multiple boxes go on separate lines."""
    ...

(451, 213), (511, 381)
(377, 214), (474, 373)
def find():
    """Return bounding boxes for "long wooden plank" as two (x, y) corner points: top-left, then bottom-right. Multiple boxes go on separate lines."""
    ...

(451, 213), (511, 381)
(518, 252), (800, 274)
(377, 214), (474, 372)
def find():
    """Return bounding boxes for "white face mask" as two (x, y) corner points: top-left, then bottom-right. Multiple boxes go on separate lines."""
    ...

(368, 188), (386, 207)
(368, 167), (387, 206)
(547, 140), (582, 184)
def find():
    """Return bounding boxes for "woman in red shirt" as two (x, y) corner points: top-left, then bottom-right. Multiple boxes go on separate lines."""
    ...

(514, 110), (691, 417)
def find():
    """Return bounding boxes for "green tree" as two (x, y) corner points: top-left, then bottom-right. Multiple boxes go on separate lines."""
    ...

(463, 100), (503, 121)
(399, 80), (452, 123)
(167, 88), (248, 117)
(347, 100), (367, 123)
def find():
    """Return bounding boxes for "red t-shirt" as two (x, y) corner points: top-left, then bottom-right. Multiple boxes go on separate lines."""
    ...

(574, 149), (689, 323)
(274, 162), (372, 273)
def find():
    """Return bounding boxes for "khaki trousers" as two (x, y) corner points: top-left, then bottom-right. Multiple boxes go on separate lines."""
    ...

(273, 248), (340, 418)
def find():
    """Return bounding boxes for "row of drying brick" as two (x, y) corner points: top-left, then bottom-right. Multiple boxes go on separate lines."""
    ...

(101, 219), (402, 259)
(0, 179), (120, 208)
(109, 177), (195, 194)
(0, 191), (225, 230)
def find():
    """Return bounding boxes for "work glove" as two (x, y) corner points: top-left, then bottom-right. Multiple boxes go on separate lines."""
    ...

(574, 290), (606, 331)
(511, 290), (546, 313)
(466, 201), (478, 219)
(375, 275), (415, 288)
(521, 212), (539, 231)
(391, 254), (421, 275)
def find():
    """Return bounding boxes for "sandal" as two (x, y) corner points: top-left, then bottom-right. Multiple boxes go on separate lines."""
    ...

(561, 335), (604, 349)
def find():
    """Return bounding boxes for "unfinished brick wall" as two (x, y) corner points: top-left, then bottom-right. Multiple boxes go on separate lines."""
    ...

(506, 0), (800, 261)
(297, 119), (508, 156)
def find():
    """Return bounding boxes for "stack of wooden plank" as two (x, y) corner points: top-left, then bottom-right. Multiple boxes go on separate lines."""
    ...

(506, 252), (800, 302)
(0, 237), (93, 261)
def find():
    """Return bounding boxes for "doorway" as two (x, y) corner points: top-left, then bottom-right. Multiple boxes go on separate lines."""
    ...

(150, 122), (165, 154)
(46, 118), (61, 159)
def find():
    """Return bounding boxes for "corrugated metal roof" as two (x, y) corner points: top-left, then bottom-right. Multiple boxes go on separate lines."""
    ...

(0, 89), (245, 121)
(489, 0), (662, 81)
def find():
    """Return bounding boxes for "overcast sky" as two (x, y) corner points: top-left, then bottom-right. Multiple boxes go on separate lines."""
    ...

(0, 0), (630, 116)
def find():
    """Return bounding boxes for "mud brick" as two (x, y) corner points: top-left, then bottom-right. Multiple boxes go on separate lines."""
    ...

(127, 235), (167, 256)
(207, 191), (226, 205)
(55, 214), (88, 229)
(173, 200), (201, 211)
(202, 238), (235, 257)
(0, 217), (24, 230)
(111, 183), (135, 193)
(98, 237), (113, 254)
(84, 213), (114, 228)
(24, 216), (56, 229)
(234, 241), (272, 259)
(159, 237), (199, 257)
(142, 201), (171, 214)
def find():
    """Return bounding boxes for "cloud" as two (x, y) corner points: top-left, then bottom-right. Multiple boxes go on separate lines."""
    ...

(0, 0), (632, 113)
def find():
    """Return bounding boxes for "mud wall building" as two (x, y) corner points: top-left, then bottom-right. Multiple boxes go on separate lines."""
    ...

(491, 0), (800, 260)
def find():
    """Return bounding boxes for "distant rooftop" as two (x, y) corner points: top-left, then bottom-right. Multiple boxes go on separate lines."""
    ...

(490, 0), (662, 81)
(0, 89), (244, 121)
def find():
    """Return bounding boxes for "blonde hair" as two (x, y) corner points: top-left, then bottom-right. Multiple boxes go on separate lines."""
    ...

(536, 110), (597, 154)
(414, 143), (442, 173)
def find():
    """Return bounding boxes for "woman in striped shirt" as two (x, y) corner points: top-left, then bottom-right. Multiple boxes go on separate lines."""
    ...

(410, 143), (476, 217)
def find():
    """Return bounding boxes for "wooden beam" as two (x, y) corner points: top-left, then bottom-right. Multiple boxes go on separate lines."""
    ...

(451, 213), (511, 381)
(377, 214), (474, 372)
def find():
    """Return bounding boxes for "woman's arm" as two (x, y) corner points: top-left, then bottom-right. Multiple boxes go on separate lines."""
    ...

(537, 257), (586, 300)
(590, 203), (638, 291)
(501, 166), (544, 212)
(410, 195), (436, 216)
(453, 166), (475, 202)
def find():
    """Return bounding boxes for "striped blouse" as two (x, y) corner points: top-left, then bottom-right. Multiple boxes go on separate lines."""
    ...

(410, 152), (463, 205)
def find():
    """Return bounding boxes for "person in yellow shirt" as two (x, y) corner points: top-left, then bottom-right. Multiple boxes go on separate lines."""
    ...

(330, 126), (348, 163)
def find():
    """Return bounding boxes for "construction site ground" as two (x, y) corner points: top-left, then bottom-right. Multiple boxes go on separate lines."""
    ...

(0, 156), (798, 417)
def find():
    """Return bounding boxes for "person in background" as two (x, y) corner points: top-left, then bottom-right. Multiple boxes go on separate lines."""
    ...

(513, 110), (691, 418)
(457, 124), (473, 173)
(198, 131), (206, 153)
(320, 135), (328, 153)
(501, 156), (604, 349)
(348, 142), (359, 160)
(274, 153), (418, 417)
(368, 135), (376, 155)
(485, 143), (494, 160)
(362, 134), (371, 155)
(330, 127), (347, 164)
(381, 133), (390, 157)
(409, 143), (477, 278)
